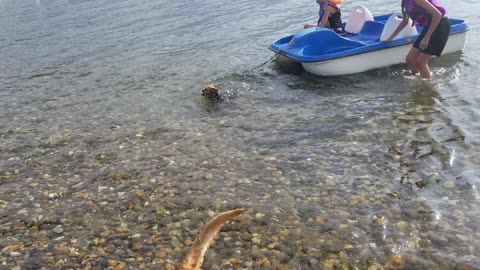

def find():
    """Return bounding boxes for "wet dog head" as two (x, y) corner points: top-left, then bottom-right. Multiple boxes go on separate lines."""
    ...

(202, 84), (221, 100)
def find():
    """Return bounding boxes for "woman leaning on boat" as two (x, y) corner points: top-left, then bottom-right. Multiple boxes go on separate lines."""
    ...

(383, 0), (450, 80)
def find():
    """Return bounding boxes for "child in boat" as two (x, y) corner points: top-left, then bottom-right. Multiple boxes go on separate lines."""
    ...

(304, 0), (342, 31)
(382, 0), (450, 80)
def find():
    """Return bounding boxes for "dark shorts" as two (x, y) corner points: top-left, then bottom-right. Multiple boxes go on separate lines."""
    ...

(414, 17), (451, 56)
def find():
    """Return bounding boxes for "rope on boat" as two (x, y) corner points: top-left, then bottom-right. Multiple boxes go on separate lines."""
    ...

(247, 54), (276, 73)
(207, 54), (277, 88)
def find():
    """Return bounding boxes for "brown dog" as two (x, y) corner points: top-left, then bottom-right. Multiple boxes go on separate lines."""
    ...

(201, 84), (222, 101)
(180, 208), (244, 270)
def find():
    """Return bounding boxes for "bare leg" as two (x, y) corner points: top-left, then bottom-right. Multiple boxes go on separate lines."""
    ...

(406, 48), (421, 75)
(417, 52), (433, 80)
(304, 24), (318, 29)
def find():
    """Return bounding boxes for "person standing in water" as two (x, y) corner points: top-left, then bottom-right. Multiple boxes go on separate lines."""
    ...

(304, 0), (342, 32)
(383, 0), (450, 80)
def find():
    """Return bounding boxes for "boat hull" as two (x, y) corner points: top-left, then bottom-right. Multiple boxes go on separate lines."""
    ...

(301, 31), (468, 76)
(269, 14), (469, 76)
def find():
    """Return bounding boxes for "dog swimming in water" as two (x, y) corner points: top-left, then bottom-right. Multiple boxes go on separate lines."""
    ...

(179, 208), (244, 270)
(201, 84), (223, 102)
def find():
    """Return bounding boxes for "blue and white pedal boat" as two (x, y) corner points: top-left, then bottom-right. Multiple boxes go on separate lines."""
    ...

(269, 7), (469, 76)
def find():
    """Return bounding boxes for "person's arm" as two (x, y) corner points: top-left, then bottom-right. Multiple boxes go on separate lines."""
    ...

(319, 5), (335, 27)
(304, 24), (317, 29)
(382, 14), (409, 42)
(413, 0), (443, 49)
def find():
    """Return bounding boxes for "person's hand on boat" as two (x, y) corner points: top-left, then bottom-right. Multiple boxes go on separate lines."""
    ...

(381, 37), (393, 43)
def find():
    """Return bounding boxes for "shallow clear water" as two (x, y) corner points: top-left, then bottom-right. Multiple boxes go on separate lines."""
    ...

(0, 0), (479, 269)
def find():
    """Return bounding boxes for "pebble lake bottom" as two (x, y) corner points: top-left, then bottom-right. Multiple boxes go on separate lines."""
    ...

(0, 0), (479, 269)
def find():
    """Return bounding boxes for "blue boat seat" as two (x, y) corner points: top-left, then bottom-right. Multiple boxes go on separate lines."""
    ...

(348, 21), (385, 42)
(360, 21), (385, 38)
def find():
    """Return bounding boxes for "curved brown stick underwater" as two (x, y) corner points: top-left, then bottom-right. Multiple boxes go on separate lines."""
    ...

(179, 208), (245, 270)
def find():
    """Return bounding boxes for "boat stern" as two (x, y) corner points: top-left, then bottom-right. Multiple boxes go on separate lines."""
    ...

(269, 34), (296, 62)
